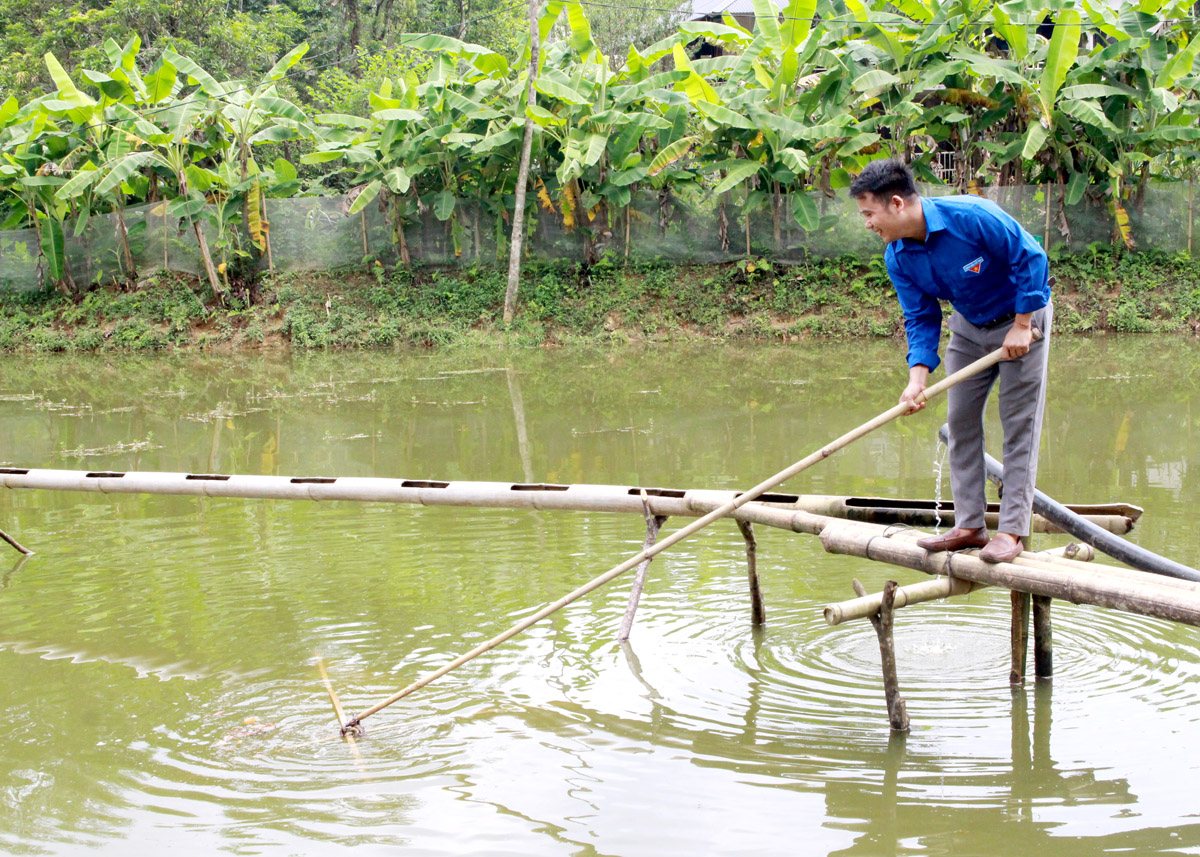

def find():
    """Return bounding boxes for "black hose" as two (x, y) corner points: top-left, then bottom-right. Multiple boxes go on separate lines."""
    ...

(937, 424), (1200, 583)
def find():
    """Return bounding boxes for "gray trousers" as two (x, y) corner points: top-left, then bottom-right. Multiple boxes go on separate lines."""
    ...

(944, 303), (1052, 537)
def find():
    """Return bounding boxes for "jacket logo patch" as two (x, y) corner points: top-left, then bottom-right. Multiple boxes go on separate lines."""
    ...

(963, 257), (984, 275)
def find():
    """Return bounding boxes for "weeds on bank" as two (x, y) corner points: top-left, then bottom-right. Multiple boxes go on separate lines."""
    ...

(0, 249), (1197, 351)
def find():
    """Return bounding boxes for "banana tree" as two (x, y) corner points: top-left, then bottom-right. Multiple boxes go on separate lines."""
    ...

(213, 42), (312, 267)
(98, 96), (227, 297)
(0, 85), (84, 292)
(45, 38), (172, 284)
(1040, 6), (1200, 247)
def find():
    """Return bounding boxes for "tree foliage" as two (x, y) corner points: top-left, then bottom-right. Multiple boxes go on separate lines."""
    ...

(3, 0), (1200, 293)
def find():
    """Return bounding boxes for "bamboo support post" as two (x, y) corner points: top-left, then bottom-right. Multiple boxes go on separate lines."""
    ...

(1033, 595), (1053, 679)
(853, 578), (909, 732)
(1010, 590), (1031, 685)
(737, 519), (766, 626)
(0, 527), (32, 556)
(1189, 176), (1194, 256)
(336, 342), (1020, 734)
(618, 495), (666, 642)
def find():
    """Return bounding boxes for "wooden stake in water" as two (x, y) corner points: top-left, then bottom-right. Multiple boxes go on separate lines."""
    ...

(0, 527), (32, 556)
(339, 341), (1025, 734)
(853, 577), (909, 732)
(317, 655), (364, 760)
(618, 492), (666, 642)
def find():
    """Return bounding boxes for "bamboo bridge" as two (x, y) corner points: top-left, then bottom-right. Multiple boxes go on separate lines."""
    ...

(2, 462), (1196, 735)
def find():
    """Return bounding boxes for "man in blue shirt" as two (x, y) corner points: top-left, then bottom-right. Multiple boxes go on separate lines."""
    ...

(850, 160), (1051, 563)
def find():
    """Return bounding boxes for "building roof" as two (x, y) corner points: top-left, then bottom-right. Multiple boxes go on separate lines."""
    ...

(687, 0), (758, 19)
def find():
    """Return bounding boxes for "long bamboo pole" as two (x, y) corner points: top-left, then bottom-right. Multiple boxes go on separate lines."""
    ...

(338, 342), (1020, 733)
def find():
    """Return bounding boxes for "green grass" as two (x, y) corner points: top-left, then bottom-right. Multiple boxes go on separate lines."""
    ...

(0, 248), (1197, 351)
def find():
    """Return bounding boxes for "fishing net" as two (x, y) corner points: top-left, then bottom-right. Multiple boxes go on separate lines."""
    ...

(0, 182), (1193, 292)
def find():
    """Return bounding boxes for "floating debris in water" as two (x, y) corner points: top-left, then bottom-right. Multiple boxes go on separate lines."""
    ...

(215, 716), (278, 748)
(35, 401), (92, 415)
(183, 406), (267, 423)
(572, 426), (651, 436)
(59, 438), (162, 458)
(408, 397), (487, 406)
(323, 431), (381, 442)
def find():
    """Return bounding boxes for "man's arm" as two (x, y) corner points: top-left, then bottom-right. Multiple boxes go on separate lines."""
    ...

(886, 250), (941, 414)
(886, 252), (943, 372)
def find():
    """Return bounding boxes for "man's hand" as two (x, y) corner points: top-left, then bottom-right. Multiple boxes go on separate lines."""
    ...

(1001, 313), (1034, 360)
(900, 365), (930, 414)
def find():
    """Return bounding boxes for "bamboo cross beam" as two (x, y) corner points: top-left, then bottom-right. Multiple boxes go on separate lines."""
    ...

(338, 342), (1022, 734)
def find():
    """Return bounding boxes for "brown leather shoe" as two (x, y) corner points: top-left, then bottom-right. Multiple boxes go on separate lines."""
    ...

(978, 534), (1024, 563)
(916, 527), (989, 552)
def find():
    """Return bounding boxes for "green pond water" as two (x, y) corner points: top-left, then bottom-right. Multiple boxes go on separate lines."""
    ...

(1, 336), (1199, 856)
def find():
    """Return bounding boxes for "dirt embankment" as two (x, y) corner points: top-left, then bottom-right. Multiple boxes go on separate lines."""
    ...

(1, 251), (1198, 352)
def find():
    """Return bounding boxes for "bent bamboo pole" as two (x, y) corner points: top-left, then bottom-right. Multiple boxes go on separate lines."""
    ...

(339, 343), (1019, 732)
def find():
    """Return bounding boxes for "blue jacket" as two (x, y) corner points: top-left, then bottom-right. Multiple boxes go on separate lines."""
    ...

(885, 195), (1050, 371)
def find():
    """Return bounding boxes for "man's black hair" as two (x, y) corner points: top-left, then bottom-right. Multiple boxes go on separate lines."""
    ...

(849, 159), (918, 201)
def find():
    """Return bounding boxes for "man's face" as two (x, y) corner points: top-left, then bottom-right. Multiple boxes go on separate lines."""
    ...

(856, 192), (908, 243)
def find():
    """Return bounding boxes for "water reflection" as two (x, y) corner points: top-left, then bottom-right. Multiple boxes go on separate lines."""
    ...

(821, 682), (1169, 856)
